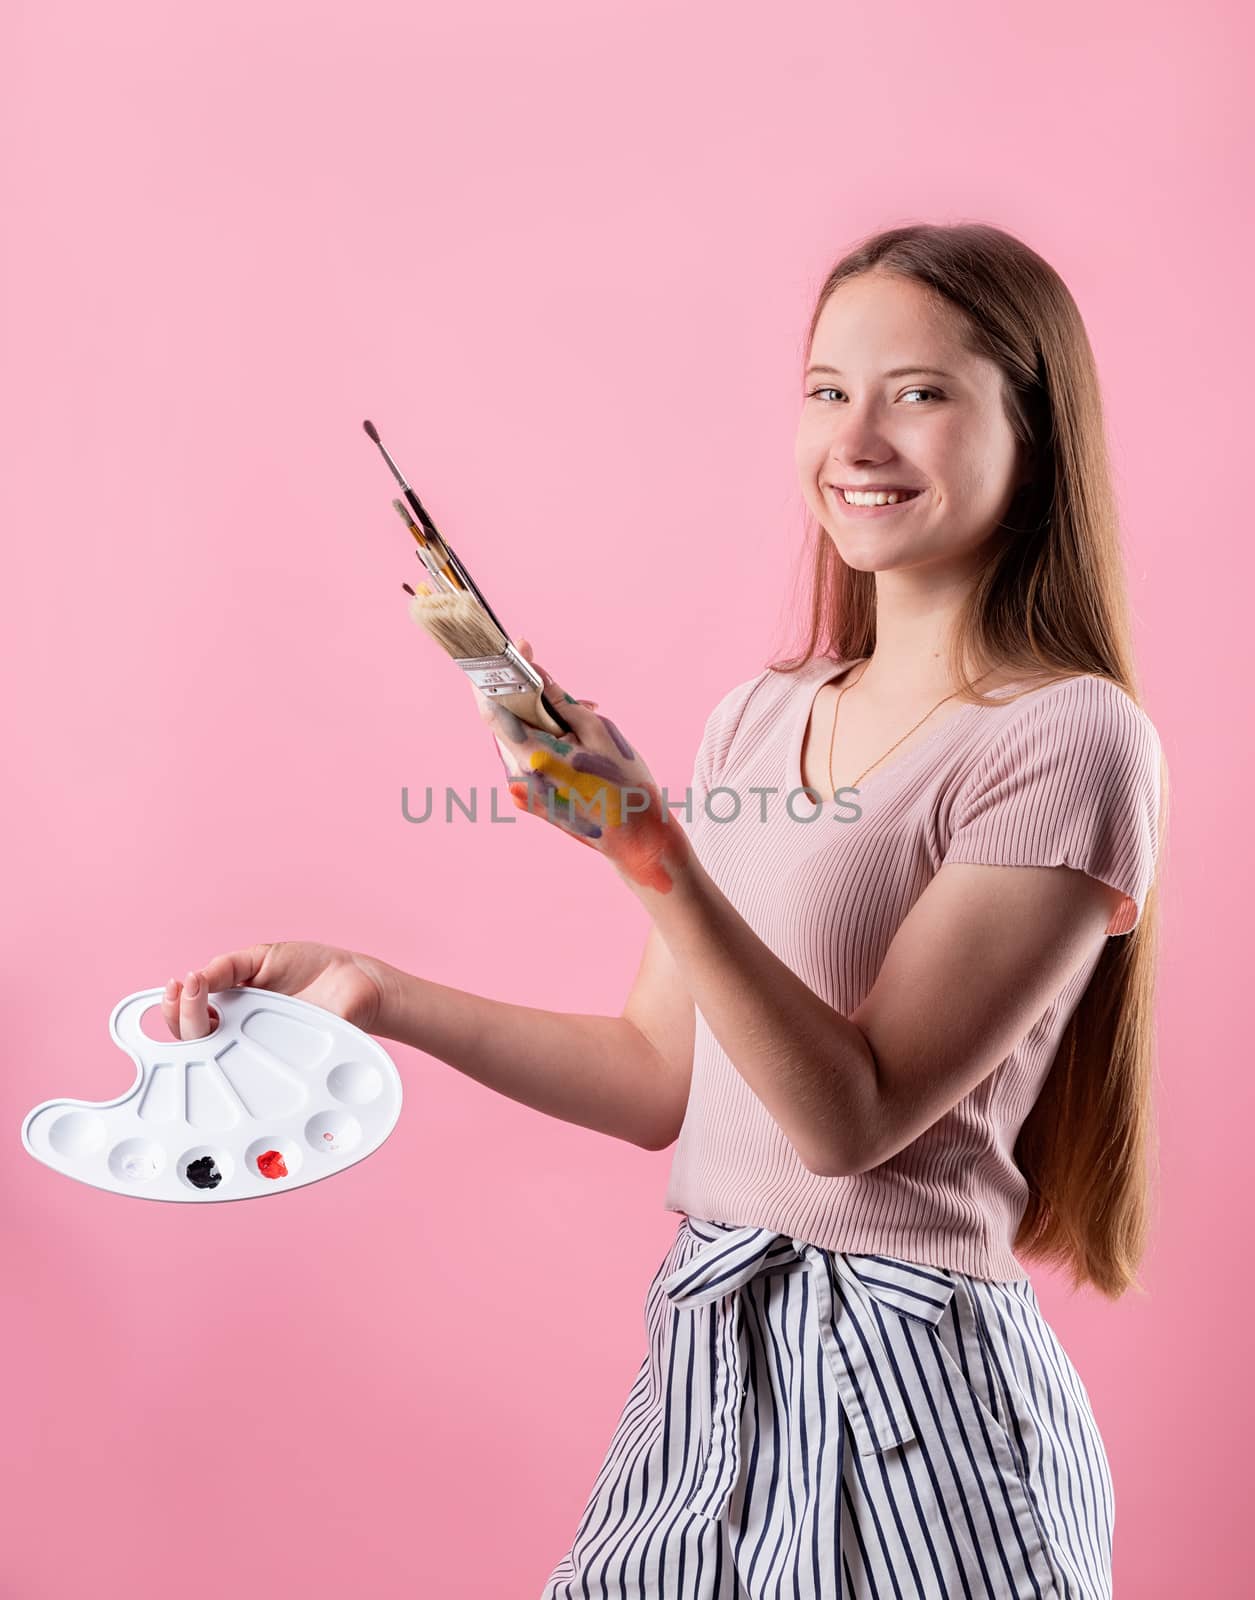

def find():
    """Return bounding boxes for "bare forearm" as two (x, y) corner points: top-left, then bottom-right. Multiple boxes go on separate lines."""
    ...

(375, 964), (683, 1151)
(618, 853), (878, 1176)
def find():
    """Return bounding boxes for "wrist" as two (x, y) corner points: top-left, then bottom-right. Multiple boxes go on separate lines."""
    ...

(359, 955), (410, 1040)
(615, 822), (704, 905)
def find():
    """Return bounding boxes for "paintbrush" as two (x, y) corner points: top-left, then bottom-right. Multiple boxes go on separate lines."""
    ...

(362, 419), (573, 738)
(391, 497), (460, 593)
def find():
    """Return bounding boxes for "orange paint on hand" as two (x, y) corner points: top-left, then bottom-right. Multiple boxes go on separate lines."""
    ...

(599, 809), (693, 892)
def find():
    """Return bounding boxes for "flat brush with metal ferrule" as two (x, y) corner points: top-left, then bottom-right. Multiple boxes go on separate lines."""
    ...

(362, 419), (573, 738)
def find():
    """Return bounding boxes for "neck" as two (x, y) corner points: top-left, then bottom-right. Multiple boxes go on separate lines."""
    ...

(851, 574), (998, 705)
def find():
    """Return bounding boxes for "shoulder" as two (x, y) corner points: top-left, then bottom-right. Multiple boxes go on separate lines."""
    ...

(957, 672), (1164, 809)
(697, 661), (808, 741)
(988, 673), (1162, 758)
(943, 673), (1165, 936)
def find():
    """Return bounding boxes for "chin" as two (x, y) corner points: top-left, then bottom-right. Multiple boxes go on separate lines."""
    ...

(822, 536), (914, 574)
(821, 523), (964, 576)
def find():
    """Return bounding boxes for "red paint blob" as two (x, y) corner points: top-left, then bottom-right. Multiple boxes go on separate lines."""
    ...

(257, 1149), (288, 1180)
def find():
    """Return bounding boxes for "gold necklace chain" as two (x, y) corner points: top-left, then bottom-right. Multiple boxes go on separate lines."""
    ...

(825, 661), (977, 790)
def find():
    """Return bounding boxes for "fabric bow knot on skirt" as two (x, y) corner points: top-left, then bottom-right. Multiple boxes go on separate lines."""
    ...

(539, 1216), (1115, 1600)
(664, 1223), (950, 1525)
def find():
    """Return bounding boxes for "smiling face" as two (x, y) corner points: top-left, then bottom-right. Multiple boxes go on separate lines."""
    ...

(795, 271), (1032, 573)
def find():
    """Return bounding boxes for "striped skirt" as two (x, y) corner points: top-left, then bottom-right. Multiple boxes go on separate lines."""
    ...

(539, 1215), (1114, 1599)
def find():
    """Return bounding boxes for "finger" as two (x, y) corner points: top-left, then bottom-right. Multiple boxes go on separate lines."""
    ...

(507, 771), (603, 847)
(526, 655), (574, 708)
(162, 977), (183, 1038)
(541, 672), (603, 739)
(199, 945), (269, 994)
(506, 769), (576, 823)
(180, 970), (212, 1039)
(510, 638), (596, 724)
(516, 639), (570, 701)
(491, 731), (527, 781)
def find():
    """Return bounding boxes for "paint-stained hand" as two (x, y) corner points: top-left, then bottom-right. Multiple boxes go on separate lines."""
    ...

(469, 640), (694, 894)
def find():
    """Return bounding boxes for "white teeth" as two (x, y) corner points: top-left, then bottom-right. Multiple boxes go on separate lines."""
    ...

(840, 488), (919, 506)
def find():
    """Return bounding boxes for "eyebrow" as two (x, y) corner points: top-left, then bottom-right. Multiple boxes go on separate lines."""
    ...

(804, 364), (955, 380)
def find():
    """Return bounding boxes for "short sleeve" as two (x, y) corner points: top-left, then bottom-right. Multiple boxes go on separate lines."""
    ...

(943, 678), (1164, 936)
(688, 670), (773, 813)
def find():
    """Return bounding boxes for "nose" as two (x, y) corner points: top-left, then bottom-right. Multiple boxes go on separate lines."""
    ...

(825, 400), (896, 470)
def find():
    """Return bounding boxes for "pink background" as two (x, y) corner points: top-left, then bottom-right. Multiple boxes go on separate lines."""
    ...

(2, 1), (1247, 1594)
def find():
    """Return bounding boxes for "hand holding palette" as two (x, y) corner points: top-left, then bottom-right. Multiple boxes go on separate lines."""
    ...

(20, 985), (403, 1203)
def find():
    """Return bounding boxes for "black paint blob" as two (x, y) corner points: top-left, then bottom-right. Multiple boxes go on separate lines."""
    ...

(186, 1156), (223, 1190)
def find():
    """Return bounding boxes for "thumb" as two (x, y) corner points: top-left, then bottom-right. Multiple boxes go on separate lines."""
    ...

(517, 637), (590, 707)
(516, 636), (555, 689)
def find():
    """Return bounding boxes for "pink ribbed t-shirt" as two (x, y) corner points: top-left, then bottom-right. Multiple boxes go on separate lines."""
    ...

(663, 655), (1164, 1280)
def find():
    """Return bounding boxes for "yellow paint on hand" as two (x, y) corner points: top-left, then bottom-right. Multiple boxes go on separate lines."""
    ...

(528, 751), (632, 826)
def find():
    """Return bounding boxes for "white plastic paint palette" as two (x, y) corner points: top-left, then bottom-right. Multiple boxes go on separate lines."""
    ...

(21, 986), (404, 1202)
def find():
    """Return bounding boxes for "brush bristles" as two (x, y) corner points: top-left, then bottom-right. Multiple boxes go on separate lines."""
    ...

(391, 497), (427, 544)
(408, 589), (509, 660)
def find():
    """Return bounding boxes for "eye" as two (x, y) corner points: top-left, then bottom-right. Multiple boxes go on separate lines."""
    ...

(806, 386), (943, 403)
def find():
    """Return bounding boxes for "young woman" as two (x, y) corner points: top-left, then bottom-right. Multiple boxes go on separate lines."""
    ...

(165, 222), (1166, 1599)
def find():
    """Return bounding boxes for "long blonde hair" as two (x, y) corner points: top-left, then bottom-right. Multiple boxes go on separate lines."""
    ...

(771, 222), (1169, 1300)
